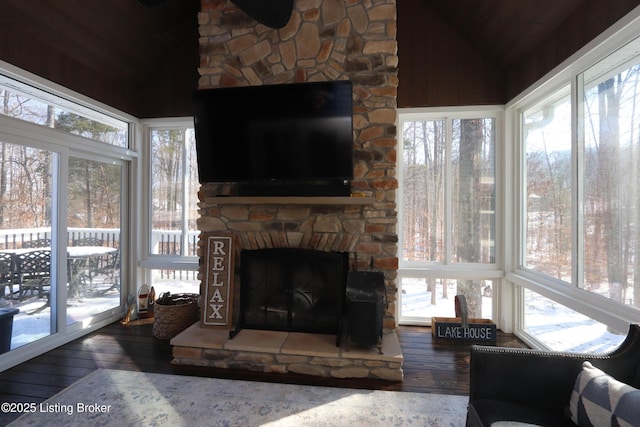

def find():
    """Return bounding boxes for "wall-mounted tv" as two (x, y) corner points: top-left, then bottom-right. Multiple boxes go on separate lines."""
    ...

(193, 80), (354, 196)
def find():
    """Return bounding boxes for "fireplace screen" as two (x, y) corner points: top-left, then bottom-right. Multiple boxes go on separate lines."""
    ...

(239, 248), (348, 335)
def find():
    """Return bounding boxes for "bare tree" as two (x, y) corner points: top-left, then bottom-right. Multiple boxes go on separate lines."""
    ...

(455, 119), (485, 316)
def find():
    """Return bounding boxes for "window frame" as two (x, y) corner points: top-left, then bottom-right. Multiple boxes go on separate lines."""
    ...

(0, 59), (136, 371)
(398, 107), (504, 272)
(0, 67), (129, 148)
(397, 107), (504, 325)
(506, 8), (640, 339)
(139, 118), (199, 277)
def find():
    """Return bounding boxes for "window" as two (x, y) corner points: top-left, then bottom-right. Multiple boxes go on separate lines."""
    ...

(513, 31), (640, 345)
(150, 127), (198, 257)
(66, 157), (123, 326)
(143, 122), (200, 294)
(0, 76), (128, 147)
(523, 86), (572, 281)
(522, 288), (625, 352)
(0, 70), (131, 365)
(400, 115), (497, 265)
(580, 40), (640, 308)
(149, 269), (198, 298)
(398, 110), (500, 324)
(0, 142), (55, 346)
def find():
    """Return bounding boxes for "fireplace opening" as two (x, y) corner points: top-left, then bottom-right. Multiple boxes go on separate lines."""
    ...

(235, 248), (349, 339)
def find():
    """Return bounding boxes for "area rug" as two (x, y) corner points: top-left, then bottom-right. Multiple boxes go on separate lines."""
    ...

(9, 369), (468, 426)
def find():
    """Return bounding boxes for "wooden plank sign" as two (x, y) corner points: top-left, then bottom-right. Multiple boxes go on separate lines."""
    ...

(432, 317), (497, 343)
(201, 234), (234, 328)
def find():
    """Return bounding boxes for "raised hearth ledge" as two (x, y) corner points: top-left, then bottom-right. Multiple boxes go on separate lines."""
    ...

(201, 196), (374, 205)
(170, 323), (404, 382)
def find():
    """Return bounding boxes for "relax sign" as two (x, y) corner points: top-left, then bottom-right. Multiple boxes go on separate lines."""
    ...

(201, 234), (234, 328)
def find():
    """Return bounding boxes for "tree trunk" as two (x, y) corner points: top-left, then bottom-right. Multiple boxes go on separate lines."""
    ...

(455, 119), (483, 316)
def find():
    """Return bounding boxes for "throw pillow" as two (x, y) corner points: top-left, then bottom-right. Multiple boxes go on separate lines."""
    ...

(569, 361), (640, 427)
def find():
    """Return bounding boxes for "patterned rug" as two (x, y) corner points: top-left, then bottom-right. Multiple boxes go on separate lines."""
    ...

(9, 369), (468, 426)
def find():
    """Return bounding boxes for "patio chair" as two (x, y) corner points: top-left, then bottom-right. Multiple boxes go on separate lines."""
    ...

(22, 238), (51, 249)
(0, 252), (16, 298)
(16, 250), (52, 302)
(96, 248), (120, 293)
(71, 237), (105, 289)
(72, 237), (104, 247)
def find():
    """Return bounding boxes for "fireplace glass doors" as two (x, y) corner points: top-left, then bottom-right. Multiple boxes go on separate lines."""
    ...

(239, 248), (348, 335)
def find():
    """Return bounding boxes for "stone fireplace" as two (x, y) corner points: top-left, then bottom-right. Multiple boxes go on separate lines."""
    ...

(170, 0), (401, 381)
(197, 0), (398, 328)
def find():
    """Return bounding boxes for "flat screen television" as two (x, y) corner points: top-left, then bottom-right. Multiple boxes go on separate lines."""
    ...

(193, 80), (354, 196)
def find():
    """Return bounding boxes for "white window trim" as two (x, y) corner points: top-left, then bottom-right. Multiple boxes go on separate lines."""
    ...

(138, 118), (199, 276)
(0, 61), (138, 371)
(397, 106), (504, 326)
(398, 105), (504, 269)
(505, 6), (640, 337)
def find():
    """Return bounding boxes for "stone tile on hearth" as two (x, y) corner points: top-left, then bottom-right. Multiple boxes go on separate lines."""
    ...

(224, 329), (288, 353)
(282, 333), (341, 358)
(341, 331), (404, 363)
(169, 322), (228, 349)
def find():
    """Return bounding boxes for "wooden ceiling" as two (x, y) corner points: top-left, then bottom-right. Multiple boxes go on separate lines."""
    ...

(6, 0), (198, 84)
(0, 0), (635, 115)
(422, 0), (587, 68)
(0, 0), (200, 117)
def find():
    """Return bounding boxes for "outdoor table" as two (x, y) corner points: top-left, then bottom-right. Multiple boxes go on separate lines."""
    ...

(0, 246), (117, 299)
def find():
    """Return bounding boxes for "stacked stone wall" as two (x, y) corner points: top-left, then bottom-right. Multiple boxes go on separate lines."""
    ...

(197, 0), (398, 327)
(172, 343), (403, 381)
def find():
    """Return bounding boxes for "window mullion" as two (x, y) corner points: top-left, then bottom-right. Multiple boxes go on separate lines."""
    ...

(53, 150), (66, 335)
(574, 75), (585, 289)
(181, 128), (189, 256)
(517, 110), (527, 272)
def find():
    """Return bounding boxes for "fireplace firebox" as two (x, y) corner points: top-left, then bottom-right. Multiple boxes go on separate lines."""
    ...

(233, 248), (348, 342)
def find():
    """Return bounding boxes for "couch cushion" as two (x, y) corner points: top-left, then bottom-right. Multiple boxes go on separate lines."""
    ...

(468, 400), (575, 427)
(569, 361), (640, 427)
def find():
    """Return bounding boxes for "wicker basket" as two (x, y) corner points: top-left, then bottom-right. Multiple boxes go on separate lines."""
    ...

(152, 293), (199, 339)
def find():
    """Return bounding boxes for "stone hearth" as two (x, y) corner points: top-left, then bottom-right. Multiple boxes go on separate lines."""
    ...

(171, 324), (403, 381)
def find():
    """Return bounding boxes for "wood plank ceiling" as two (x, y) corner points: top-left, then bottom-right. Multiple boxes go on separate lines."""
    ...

(0, 0), (200, 117)
(0, 0), (615, 116)
(422, 0), (586, 68)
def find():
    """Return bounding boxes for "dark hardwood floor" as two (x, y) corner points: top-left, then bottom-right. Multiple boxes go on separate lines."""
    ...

(0, 322), (526, 425)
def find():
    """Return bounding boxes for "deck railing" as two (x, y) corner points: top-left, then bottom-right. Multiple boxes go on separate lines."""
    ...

(150, 229), (199, 257)
(0, 227), (199, 255)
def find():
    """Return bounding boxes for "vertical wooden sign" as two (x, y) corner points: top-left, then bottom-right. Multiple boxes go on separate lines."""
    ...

(201, 234), (234, 328)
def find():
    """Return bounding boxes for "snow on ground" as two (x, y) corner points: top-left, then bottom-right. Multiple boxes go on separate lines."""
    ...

(400, 279), (626, 353)
(523, 290), (626, 353)
(4, 277), (200, 351)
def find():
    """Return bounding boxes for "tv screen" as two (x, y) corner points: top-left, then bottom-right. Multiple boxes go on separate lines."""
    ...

(193, 80), (354, 195)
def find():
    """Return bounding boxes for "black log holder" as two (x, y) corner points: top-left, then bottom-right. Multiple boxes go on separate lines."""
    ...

(344, 256), (387, 354)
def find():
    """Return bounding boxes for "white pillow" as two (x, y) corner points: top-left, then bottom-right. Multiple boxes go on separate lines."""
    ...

(569, 361), (640, 427)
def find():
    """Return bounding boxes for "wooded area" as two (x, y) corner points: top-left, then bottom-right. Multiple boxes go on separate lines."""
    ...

(524, 64), (640, 309)
(0, 89), (124, 233)
(402, 117), (496, 317)
(150, 128), (199, 256)
(401, 57), (640, 315)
